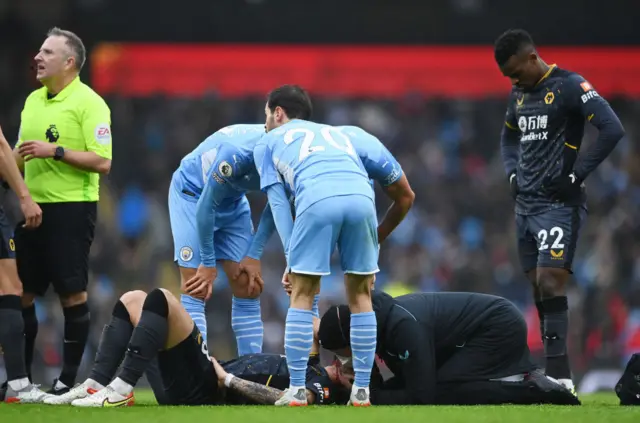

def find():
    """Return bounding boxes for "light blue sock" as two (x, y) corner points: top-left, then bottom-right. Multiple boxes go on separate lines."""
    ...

(351, 311), (377, 388)
(312, 295), (320, 318)
(181, 294), (207, 343)
(231, 297), (263, 355)
(284, 308), (315, 388)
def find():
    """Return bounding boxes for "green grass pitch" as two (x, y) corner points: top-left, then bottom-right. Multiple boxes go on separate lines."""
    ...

(2, 391), (639, 423)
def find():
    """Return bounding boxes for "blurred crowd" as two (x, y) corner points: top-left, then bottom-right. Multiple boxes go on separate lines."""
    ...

(1, 92), (637, 386)
(1, 7), (640, 387)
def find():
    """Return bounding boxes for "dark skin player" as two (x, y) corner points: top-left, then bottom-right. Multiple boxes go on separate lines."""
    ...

(498, 34), (569, 327)
(495, 29), (625, 390)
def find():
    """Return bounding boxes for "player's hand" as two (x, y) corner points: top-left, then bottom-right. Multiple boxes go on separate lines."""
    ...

(509, 172), (519, 200)
(236, 257), (264, 297)
(542, 172), (582, 202)
(19, 196), (42, 229)
(185, 265), (217, 300)
(282, 270), (292, 296)
(210, 356), (227, 389)
(17, 141), (56, 161)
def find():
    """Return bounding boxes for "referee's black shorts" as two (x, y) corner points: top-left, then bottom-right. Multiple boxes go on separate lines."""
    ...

(15, 202), (97, 297)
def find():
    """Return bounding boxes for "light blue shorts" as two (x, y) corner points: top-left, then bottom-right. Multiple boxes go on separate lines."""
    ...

(168, 178), (252, 268)
(288, 194), (379, 275)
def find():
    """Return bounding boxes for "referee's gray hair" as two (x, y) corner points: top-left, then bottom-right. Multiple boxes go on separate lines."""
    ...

(47, 27), (86, 71)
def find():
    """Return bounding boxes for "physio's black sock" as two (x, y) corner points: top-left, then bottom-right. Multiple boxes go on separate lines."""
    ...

(59, 303), (91, 387)
(542, 296), (571, 380)
(116, 289), (168, 387)
(0, 295), (27, 381)
(89, 300), (134, 387)
(22, 304), (38, 381)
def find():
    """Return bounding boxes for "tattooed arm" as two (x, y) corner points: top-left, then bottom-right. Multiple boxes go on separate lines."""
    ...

(227, 376), (285, 405)
(226, 375), (317, 405)
(211, 355), (316, 405)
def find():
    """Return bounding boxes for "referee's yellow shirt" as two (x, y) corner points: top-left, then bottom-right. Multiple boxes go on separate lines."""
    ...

(17, 77), (112, 203)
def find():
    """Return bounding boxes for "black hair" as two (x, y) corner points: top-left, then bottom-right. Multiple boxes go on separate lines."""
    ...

(318, 305), (351, 350)
(47, 27), (86, 71)
(494, 29), (535, 67)
(266, 84), (312, 120)
(329, 382), (351, 405)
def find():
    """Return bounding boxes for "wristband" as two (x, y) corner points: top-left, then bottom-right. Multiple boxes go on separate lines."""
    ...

(224, 373), (236, 388)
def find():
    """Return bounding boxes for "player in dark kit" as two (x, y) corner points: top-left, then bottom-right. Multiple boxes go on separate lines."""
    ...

(0, 125), (45, 404)
(494, 29), (626, 393)
(318, 290), (580, 406)
(45, 288), (349, 407)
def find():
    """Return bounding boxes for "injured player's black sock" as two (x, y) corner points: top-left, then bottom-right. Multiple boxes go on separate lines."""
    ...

(116, 289), (168, 387)
(22, 304), (38, 381)
(0, 295), (28, 382)
(59, 303), (91, 387)
(541, 296), (571, 380)
(535, 300), (545, 342)
(89, 300), (134, 387)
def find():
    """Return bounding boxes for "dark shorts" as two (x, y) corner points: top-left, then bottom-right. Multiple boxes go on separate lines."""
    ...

(515, 206), (587, 273)
(0, 207), (15, 260)
(154, 325), (221, 406)
(15, 202), (96, 296)
(436, 299), (536, 382)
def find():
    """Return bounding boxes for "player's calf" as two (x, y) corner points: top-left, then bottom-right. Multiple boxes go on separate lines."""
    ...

(20, 292), (37, 383)
(52, 291), (90, 392)
(178, 266), (208, 344)
(0, 260), (47, 404)
(536, 268), (573, 390)
(281, 273), (319, 402)
(46, 294), (139, 405)
(344, 273), (376, 399)
(74, 289), (172, 407)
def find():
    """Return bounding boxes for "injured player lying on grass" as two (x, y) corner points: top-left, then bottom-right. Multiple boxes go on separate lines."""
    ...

(44, 288), (352, 407)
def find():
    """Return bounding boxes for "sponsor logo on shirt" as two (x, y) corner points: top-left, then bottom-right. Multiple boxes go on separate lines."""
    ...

(94, 123), (112, 145)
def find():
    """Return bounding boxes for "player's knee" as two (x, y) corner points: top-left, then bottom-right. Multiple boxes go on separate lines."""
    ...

(119, 290), (147, 313)
(290, 273), (320, 297)
(0, 262), (22, 295)
(59, 291), (88, 307)
(0, 278), (22, 297)
(157, 288), (182, 309)
(143, 288), (170, 317)
(179, 267), (197, 294)
(229, 271), (259, 299)
(537, 268), (568, 296)
(344, 273), (374, 295)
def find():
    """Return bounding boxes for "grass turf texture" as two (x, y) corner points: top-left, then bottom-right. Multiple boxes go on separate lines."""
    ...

(1, 391), (639, 423)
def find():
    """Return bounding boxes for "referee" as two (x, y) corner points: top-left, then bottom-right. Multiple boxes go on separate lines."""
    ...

(13, 27), (112, 397)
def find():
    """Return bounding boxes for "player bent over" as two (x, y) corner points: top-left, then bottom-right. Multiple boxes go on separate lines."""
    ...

(169, 124), (268, 356)
(47, 288), (352, 407)
(256, 85), (378, 406)
(319, 290), (580, 406)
